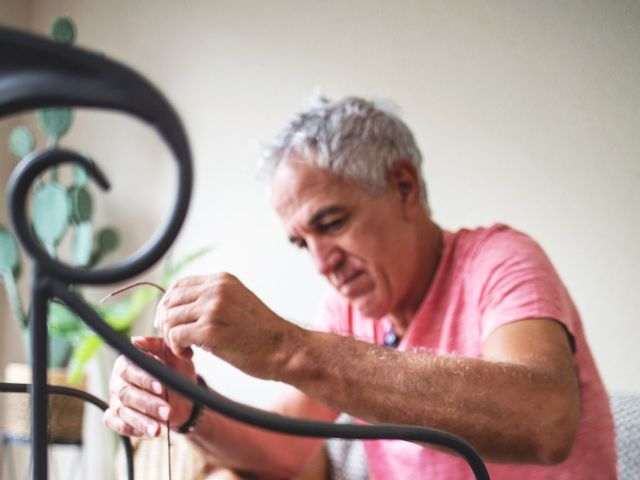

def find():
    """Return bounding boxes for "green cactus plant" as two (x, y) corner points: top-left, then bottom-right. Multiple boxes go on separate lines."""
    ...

(0, 17), (210, 382)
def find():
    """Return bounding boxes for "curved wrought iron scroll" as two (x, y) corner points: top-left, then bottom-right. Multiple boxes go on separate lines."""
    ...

(1, 26), (490, 480)
(0, 382), (134, 480)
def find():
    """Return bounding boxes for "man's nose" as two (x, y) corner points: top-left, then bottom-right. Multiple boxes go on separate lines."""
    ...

(308, 239), (343, 276)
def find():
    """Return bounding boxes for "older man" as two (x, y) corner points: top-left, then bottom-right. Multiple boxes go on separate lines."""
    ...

(105, 97), (617, 479)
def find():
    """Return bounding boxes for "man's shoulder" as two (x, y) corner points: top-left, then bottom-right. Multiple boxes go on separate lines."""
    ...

(449, 223), (527, 244)
(442, 223), (555, 286)
(448, 223), (540, 259)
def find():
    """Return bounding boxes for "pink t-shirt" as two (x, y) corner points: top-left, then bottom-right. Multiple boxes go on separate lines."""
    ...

(317, 224), (617, 480)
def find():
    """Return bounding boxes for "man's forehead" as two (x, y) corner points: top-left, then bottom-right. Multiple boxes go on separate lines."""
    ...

(271, 162), (356, 225)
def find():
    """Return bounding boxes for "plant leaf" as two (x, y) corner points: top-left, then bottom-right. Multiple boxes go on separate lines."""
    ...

(48, 301), (88, 344)
(69, 186), (93, 224)
(67, 335), (103, 383)
(51, 17), (76, 44)
(37, 107), (73, 140)
(73, 222), (93, 267)
(8, 126), (35, 158)
(1, 269), (27, 329)
(0, 225), (21, 277)
(31, 182), (70, 253)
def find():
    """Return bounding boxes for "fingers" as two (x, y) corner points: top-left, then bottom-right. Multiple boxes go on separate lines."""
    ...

(152, 272), (242, 357)
(161, 282), (210, 309)
(103, 404), (145, 437)
(106, 355), (194, 437)
(106, 336), (199, 438)
(111, 368), (170, 419)
(154, 296), (203, 331)
(130, 335), (165, 355)
(132, 335), (196, 373)
(154, 272), (237, 329)
(113, 350), (163, 396)
(131, 335), (164, 355)
(158, 272), (238, 313)
(163, 302), (202, 332)
(167, 322), (200, 358)
(103, 401), (162, 438)
(106, 368), (170, 438)
(117, 403), (162, 436)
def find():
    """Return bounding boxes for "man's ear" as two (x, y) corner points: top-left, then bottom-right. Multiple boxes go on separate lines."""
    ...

(388, 160), (422, 214)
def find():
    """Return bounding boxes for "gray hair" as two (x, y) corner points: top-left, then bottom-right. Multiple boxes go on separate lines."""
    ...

(260, 95), (428, 206)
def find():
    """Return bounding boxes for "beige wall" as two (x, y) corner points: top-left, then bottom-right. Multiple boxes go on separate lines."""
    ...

(0, 0), (31, 372)
(1, 0), (639, 468)
(0, 2), (32, 476)
(25, 0), (640, 391)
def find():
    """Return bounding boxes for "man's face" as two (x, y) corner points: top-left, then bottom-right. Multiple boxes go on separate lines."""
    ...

(271, 159), (418, 319)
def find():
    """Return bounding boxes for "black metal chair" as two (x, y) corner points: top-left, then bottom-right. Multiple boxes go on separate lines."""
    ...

(0, 382), (134, 479)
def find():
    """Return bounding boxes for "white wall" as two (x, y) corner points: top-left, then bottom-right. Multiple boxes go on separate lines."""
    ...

(1, 0), (638, 459)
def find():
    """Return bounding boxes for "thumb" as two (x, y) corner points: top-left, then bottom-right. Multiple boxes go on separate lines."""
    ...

(131, 335), (165, 355)
(133, 335), (193, 370)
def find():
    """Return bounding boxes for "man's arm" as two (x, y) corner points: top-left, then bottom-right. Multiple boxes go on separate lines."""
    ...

(103, 335), (338, 478)
(160, 274), (580, 468)
(277, 318), (580, 465)
(186, 387), (338, 478)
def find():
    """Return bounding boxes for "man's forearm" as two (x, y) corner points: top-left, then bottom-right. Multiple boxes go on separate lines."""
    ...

(183, 378), (338, 478)
(185, 408), (323, 478)
(278, 329), (580, 464)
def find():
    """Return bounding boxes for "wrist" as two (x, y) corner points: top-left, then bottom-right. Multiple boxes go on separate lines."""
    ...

(278, 328), (325, 387)
(266, 322), (309, 381)
(175, 374), (207, 434)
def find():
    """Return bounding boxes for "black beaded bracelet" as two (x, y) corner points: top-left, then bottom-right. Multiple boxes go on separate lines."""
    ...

(176, 375), (207, 434)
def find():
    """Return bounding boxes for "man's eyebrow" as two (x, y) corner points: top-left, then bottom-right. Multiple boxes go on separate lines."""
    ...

(308, 206), (345, 227)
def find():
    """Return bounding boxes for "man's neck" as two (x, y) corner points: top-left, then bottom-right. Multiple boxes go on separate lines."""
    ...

(389, 219), (443, 335)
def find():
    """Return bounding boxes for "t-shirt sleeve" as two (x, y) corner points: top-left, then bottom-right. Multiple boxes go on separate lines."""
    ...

(470, 226), (577, 344)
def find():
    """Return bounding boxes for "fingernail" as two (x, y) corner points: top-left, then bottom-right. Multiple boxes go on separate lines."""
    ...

(146, 423), (158, 436)
(158, 406), (170, 421)
(152, 381), (163, 395)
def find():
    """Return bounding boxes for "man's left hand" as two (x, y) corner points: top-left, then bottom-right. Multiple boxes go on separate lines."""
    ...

(156, 273), (299, 380)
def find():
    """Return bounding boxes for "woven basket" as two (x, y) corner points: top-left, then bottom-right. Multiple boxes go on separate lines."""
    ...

(3, 362), (86, 443)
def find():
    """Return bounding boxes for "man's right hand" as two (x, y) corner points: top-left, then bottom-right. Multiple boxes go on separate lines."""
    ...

(103, 335), (197, 437)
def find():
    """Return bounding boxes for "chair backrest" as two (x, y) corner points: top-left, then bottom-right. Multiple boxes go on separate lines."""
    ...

(610, 392), (640, 480)
(325, 415), (369, 480)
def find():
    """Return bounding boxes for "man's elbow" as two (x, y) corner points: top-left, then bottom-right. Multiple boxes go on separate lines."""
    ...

(536, 434), (575, 465)
(533, 395), (580, 465)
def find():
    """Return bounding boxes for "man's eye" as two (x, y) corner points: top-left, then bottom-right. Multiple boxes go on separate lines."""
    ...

(294, 240), (307, 249)
(319, 218), (345, 233)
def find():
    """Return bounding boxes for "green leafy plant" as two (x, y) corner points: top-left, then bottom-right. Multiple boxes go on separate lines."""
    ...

(0, 17), (209, 382)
